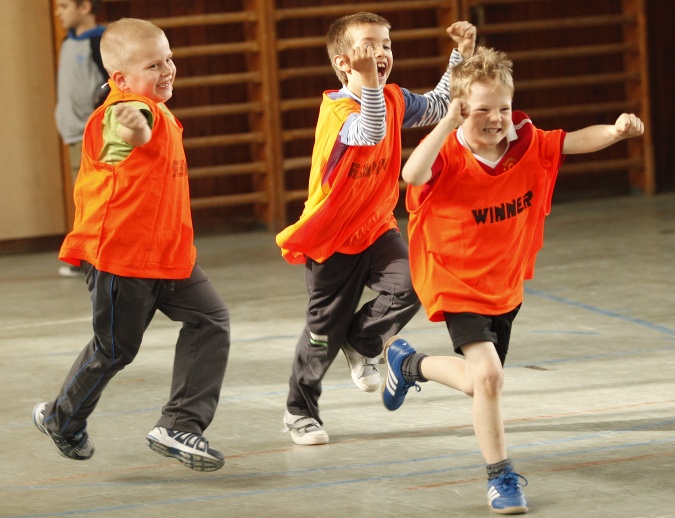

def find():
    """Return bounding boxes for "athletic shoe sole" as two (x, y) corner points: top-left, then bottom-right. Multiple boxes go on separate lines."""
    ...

(146, 431), (224, 472)
(32, 402), (95, 460)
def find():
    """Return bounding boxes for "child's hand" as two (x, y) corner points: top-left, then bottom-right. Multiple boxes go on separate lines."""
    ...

(446, 98), (470, 128)
(343, 45), (378, 87)
(113, 104), (148, 131)
(614, 113), (644, 139)
(447, 21), (476, 60)
(113, 103), (152, 147)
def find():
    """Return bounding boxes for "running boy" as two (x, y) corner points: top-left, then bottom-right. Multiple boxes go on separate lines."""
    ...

(382, 46), (644, 514)
(33, 18), (231, 472)
(276, 12), (476, 445)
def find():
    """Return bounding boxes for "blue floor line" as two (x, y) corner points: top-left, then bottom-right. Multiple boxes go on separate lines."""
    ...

(524, 287), (675, 337)
(8, 432), (675, 517)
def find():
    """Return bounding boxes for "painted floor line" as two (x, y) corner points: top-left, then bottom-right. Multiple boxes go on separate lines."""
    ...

(9, 418), (674, 492)
(7, 438), (675, 518)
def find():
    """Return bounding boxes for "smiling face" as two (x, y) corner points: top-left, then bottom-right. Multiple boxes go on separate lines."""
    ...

(348, 23), (393, 87)
(462, 80), (513, 157)
(113, 34), (176, 103)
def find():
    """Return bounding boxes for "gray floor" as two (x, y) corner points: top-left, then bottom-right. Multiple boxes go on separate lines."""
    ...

(2, 194), (675, 517)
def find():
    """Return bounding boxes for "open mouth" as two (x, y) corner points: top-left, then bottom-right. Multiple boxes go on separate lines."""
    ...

(377, 63), (387, 78)
(484, 128), (500, 133)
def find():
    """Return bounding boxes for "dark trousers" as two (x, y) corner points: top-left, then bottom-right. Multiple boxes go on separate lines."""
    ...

(44, 262), (230, 436)
(286, 230), (421, 423)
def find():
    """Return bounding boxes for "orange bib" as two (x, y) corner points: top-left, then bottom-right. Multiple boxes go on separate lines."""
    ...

(277, 85), (406, 264)
(407, 122), (563, 319)
(59, 81), (196, 279)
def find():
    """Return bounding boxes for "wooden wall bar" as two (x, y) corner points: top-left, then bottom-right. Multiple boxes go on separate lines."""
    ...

(459, 0), (654, 200)
(84, 0), (654, 231)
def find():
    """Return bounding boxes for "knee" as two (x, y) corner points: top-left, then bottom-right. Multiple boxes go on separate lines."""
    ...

(397, 284), (421, 310)
(474, 365), (504, 398)
(93, 334), (138, 368)
(204, 304), (230, 336)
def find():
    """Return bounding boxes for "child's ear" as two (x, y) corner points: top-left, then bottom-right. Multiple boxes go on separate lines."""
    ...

(333, 54), (350, 74)
(110, 71), (128, 91)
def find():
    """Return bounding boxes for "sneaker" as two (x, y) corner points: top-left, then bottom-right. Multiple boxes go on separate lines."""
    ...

(342, 343), (384, 392)
(32, 402), (95, 460)
(487, 466), (529, 514)
(146, 426), (224, 472)
(382, 336), (420, 411)
(58, 265), (82, 278)
(283, 410), (329, 445)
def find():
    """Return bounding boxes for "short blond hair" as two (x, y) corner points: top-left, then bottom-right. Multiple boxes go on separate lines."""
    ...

(450, 46), (514, 100)
(326, 12), (390, 85)
(100, 18), (166, 73)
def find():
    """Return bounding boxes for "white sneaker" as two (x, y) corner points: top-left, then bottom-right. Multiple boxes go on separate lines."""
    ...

(342, 343), (383, 392)
(146, 426), (224, 472)
(283, 411), (329, 445)
(58, 265), (82, 278)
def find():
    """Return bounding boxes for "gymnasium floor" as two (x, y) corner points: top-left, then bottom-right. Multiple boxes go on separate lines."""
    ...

(2, 193), (674, 517)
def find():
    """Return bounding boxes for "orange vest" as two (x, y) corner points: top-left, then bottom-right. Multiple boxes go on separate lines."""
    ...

(407, 124), (564, 320)
(276, 85), (405, 264)
(59, 81), (196, 279)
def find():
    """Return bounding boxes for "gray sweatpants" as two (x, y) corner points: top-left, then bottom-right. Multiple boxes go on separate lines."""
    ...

(43, 262), (230, 437)
(286, 230), (421, 423)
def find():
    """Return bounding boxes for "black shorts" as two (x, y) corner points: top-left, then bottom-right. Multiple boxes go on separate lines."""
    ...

(443, 305), (521, 365)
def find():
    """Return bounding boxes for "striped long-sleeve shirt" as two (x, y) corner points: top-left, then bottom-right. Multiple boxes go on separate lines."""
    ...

(330, 48), (463, 146)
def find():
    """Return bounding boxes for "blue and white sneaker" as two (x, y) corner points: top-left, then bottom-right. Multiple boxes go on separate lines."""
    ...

(147, 426), (225, 472)
(382, 336), (420, 411)
(487, 466), (529, 514)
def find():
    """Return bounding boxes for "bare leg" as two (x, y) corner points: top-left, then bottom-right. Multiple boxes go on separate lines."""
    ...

(420, 341), (506, 464)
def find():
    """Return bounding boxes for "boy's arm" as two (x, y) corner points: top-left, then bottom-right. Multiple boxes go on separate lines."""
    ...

(337, 44), (386, 146)
(342, 87), (386, 145)
(114, 103), (152, 147)
(406, 21), (476, 128)
(562, 113), (644, 154)
(402, 98), (469, 185)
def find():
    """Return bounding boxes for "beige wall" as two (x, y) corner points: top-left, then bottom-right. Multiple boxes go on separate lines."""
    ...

(0, 0), (66, 241)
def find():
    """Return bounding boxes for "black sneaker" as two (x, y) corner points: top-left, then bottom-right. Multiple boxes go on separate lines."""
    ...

(146, 426), (224, 472)
(32, 402), (95, 460)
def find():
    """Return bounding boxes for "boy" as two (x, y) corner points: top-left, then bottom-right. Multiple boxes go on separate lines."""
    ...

(33, 18), (231, 472)
(276, 12), (476, 445)
(383, 46), (644, 514)
(54, 0), (108, 277)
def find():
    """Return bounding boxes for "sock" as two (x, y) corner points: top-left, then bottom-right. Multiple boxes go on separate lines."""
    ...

(486, 458), (513, 480)
(401, 352), (428, 382)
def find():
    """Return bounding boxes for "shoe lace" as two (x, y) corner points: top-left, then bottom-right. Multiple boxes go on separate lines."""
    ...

(497, 467), (529, 495)
(402, 382), (422, 396)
